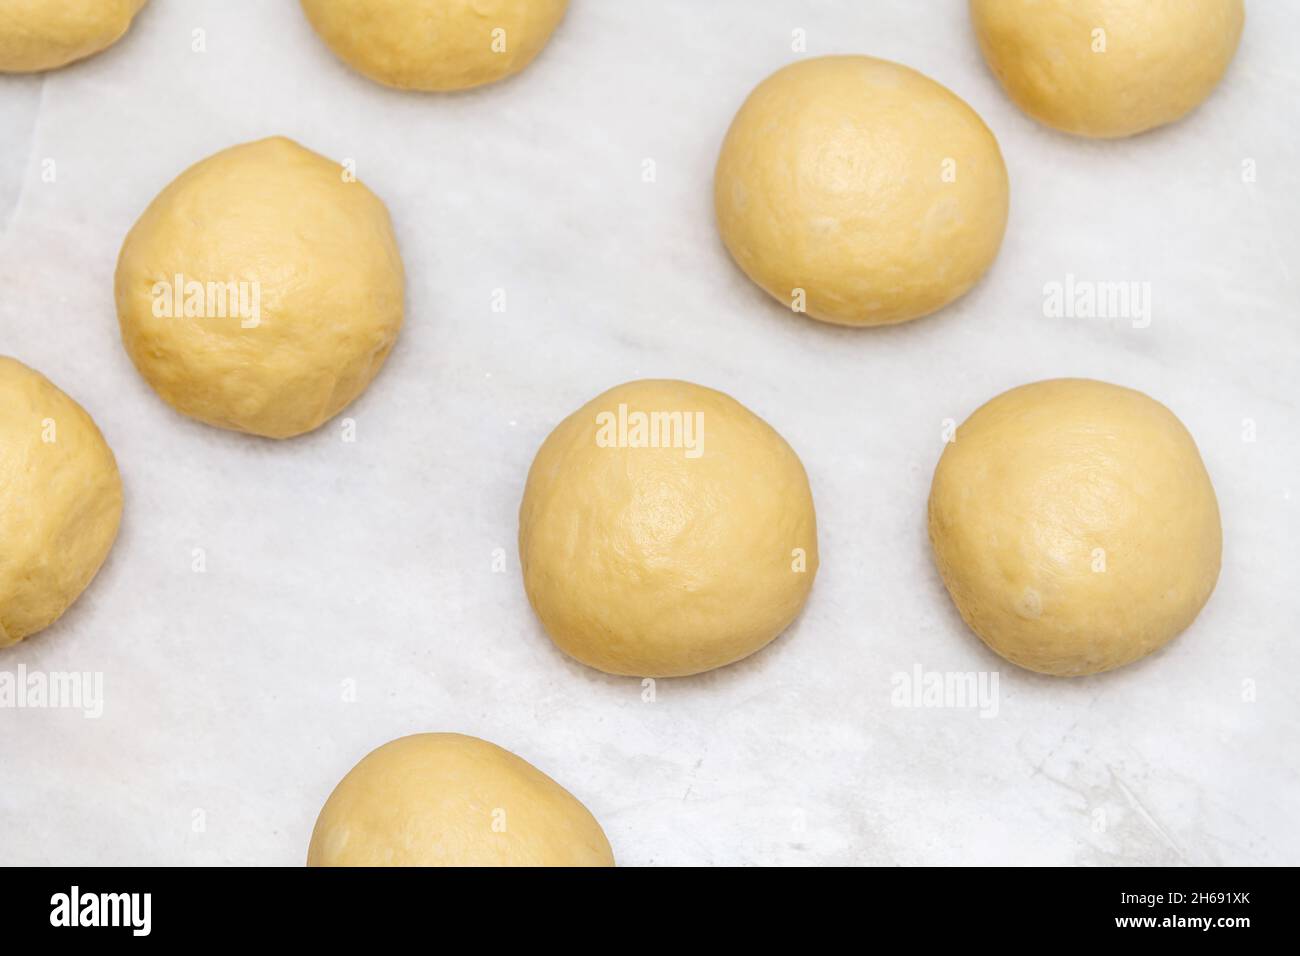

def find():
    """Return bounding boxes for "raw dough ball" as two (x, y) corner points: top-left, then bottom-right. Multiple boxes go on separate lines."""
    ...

(714, 55), (1009, 327)
(970, 0), (1245, 138)
(115, 137), (405, 439)
(307, 733), (614, 867)
(0, 0), (147, 73)
(0, 357), (122, 647)
(928, 379), (1221, 676)
(519, 379), (818, 677)
(299, 0), (568, 91)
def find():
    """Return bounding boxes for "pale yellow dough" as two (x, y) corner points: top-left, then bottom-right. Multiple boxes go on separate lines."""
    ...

(307, 733), (614, 867)
(299, 0), (568, 91)
(970, 0), (1245, 138)
(0, 357), (122, 647)
(0, 0), (147, 73)
(928, 379), (1221, 677)
(115, 137), (405, 439)
(714, 55), (1009, 327)
(519, 379), (818, 677)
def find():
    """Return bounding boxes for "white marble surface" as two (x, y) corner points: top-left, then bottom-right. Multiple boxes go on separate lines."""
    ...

(1, 1), (1297, 867)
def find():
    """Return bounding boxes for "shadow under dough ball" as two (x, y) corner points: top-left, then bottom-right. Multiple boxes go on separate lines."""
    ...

(927, 378), (1222, 676)
(0, 0), (147, 72)
(115, 137), (405, 439)
(714, 54), (1009, 327)
(970, 0), (1246, 138)
(519, 379), (819, 678)
(307, 734), (615, 867)
(299, 0), (569, 92)
(0, 357), (122, 647)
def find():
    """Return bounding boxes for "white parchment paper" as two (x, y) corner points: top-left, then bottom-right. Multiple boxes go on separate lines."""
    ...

(1, 0), (1296, 866)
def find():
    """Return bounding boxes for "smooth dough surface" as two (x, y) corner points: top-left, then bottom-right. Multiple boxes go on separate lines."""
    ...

(714, 55), (1009, 327)
(299, 0), (568, 91)
(0, 357), (122, 647)
(0, 0), (147, 72)
(519, 379), (818, 677)
(307, 733), (614, 867)
(115, 136), (405, 439)
(928, 378), (1221, 677)
(970, 0), (1245, 138)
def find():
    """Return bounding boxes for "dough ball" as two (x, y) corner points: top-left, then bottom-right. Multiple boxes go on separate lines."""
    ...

(115, 136), (405, 439)
(970, 0), (1245, 138)
(714, 55), (1009, 327)
(0, 0), (147, 73)
(519, 379), (818, 677)
(307, 733), (614, 867)
(928, 379), (1221, 676)
(0, 357), (122, 647)
(299, 0), (568, 92)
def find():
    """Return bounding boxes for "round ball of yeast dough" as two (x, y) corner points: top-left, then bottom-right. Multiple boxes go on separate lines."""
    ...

(928, 379), (1221, 677)
(115, 137), (404, 439)
(307, 734), (614, 867)
(299, 0), (568, 91)
(970, 0), (1245, 138)
(0, 357), (122, 647)
(0, 0), (147, 73)
(714, 55), (1009, 327)
(519, 379), (819, 677)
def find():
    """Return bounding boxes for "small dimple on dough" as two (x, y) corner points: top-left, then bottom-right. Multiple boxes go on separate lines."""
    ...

(714, 55), (1009, 327)
(970, 0), (1245, 138)
(1016, 588), (1043, 620)
(518, 379), (819, 678)
(927, 378), (1222, 677)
